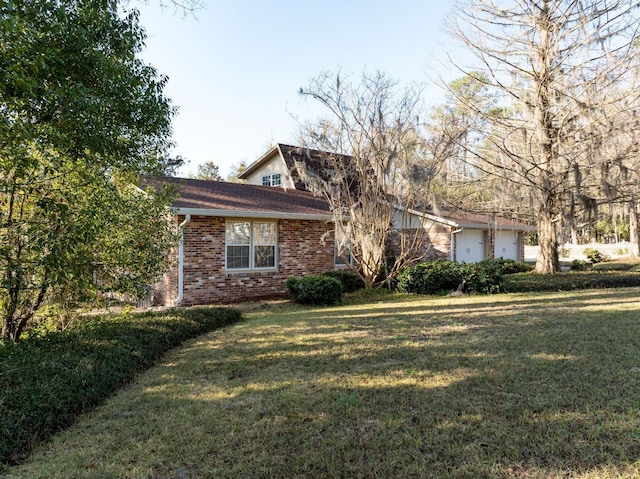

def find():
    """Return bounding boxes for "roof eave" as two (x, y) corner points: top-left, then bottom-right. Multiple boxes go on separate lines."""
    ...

(174, 207), (334, 221)
(237, 144), (281, 180)
(457, 222), (536, 231)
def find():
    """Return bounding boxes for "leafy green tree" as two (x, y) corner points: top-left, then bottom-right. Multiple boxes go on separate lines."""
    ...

(0, 0), (179, 341)
(192, 161), (223, 181)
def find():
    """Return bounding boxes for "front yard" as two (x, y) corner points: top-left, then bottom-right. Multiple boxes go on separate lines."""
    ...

(6, 289), (640, 478)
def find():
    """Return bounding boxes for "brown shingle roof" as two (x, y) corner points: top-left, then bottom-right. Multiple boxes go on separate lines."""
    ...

(238, 143), (352, 191)
(440, 210), (535, 231)
(141, 176), (333, 219)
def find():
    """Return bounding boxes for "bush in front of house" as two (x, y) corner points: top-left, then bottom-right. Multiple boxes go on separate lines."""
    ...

(322, 270), (365, 293)
(0, 307), (242, 468)
(395, 259), (506, 295)
(493, 258), (534, 275)
(286, 275), (343, 305)
(395, 260), (464, 295)
(461, 260), (505, 294)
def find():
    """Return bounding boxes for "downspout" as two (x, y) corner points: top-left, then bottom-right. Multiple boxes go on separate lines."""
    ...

(174, 214), (191, 306)
(450, 227), (463, 262)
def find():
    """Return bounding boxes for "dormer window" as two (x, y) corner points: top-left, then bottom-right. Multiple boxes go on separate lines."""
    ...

(262, 173), (282, 187)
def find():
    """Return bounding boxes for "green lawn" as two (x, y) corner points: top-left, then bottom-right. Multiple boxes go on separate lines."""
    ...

(6, 289), (640, 478)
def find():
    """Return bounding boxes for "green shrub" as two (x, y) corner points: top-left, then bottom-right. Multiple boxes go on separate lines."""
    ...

(396, 259), (506, 295)
(395, 260), (464, 295)
(286, 276), (343, 305)
(461, 260), (504, 294)
(493, 258), (534, 275)
(583, 247), (607, 264)
(322, 270), (365, 293)
(571, 259), (589, 271)
(0, 307), (242, 467)
(591, 261), (634, 271)
(504, 271), (640, 292)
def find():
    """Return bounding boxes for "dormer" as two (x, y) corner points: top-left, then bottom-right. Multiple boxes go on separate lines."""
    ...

(238, 144), (297, 189)
(239, 143), (350, 191)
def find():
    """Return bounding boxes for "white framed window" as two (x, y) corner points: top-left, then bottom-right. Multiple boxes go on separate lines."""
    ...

(334, 243), (353, 266)
(225, 220), (277, 270)
(261, 173), (282, 187)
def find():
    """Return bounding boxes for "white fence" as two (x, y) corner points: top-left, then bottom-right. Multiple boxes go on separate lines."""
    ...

(524, 242), (634, 263)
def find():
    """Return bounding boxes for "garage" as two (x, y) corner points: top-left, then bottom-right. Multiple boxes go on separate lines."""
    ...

(455, 229), (486, 263)
(494, 230), (519, 261)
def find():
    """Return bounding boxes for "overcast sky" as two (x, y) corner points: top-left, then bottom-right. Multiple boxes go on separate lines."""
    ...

(135, 1), (457, 178)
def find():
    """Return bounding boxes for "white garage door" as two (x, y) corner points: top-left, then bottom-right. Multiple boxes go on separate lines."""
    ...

(456, 229), (485, 263)
(495, 230), (518, 261)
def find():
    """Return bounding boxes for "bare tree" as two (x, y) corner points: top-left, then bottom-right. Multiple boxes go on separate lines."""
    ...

(591, 60), (640, 255)
(227, 160), (248, 183)
(297, 70), (439, 288)
(449, 0), (640, 273)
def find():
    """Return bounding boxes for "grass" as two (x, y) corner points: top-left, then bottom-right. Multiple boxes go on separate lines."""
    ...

(5, 289), (640, 478)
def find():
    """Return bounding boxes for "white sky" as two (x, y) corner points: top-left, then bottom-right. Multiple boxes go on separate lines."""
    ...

(134, 1), (457, 178)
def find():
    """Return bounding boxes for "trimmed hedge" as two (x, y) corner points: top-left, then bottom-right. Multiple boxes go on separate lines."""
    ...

(396, 260), (464, 295)
(591, 261), (637, 272)
(0, 307), (242, 467)
(493, 258), (534, 274)
(286, 275), (343, 305)
(322, 270), (365, 293)
(462, 260), (504, 294)
(395, 259), (504, 295)
(504, 271), (640, 292)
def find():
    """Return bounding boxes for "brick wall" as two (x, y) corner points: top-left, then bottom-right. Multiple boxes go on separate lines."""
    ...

(156, 215), (335, 306)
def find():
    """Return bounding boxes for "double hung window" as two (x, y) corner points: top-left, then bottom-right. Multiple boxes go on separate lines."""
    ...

(225, 221), (276, 270)
(261, 173), (282, 187)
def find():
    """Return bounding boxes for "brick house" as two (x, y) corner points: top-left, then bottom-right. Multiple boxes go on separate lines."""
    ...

(144, 177), (339, 306)
(239, 143), (534, 263)
(144, 144), (533, 306)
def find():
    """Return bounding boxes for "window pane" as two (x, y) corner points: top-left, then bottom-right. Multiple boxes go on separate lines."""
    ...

(272, 173), (281, 186)
(262, 175), (271, 186)
(254, 245), (275, 268)
(226, 222), (250, 244)
(335, 244), (352, 265)
(254, 222), (276, 245)
(227, 245), (250, 269)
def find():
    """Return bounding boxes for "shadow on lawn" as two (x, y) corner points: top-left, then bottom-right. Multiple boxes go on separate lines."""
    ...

(7, 289), (640, 478)
(194, 292), (640, 477)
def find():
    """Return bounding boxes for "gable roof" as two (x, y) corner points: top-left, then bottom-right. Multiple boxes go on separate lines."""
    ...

(238, 143), (352, 191)
(236, 142), (534, 232)
(444, 210), (535, 231)
(141, 176), (333, 220)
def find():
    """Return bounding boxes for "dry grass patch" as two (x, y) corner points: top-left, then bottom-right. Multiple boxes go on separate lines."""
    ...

(6, 289), (640, 478)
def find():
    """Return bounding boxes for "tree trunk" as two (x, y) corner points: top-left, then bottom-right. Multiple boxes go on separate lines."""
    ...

(535, 202), (559, 274)
(629, 199), (639, 257)
(568, 193), (578, 244)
